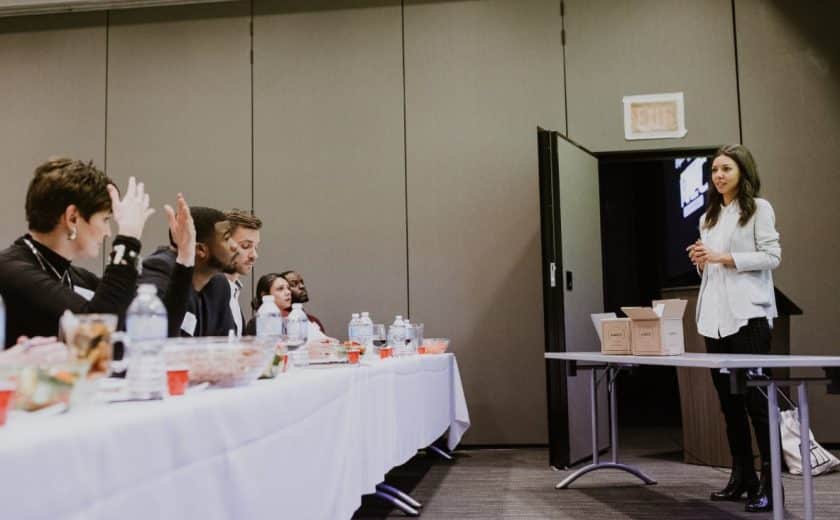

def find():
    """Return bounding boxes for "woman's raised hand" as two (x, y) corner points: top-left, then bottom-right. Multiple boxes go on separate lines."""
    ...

(165, 193), (196, 267)
(108, 177), (155, 239)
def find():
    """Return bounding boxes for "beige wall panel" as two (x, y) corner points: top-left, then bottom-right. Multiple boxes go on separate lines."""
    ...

(405, 0), (565, 444)
(736, 1), (840, 441)
(565, 0), (740, 152)
(0, 14), (106, 274)
(106, 2), (251, 274)
(252, 1), (406, 334)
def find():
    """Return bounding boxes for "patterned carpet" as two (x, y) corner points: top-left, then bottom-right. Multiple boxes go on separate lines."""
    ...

(353, 429), (840, 519)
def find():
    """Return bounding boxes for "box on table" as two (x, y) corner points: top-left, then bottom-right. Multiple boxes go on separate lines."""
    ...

(620, 299), (687, 356)
(590, 312), (633, 355)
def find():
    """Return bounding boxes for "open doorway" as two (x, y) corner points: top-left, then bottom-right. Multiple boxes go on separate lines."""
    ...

(597, 148), (716, 428)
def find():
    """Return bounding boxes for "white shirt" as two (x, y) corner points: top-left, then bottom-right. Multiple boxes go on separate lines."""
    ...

(696, 202), (750, 339)
(228, 278), (243, 337)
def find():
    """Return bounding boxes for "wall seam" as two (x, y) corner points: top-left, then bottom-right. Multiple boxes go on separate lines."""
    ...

(103, 11), (110, 273)
(249, 0), (255, 303)
(731, 0), (744, 144)
(560, 0), (569, 136)
(401, 0), (410, 318)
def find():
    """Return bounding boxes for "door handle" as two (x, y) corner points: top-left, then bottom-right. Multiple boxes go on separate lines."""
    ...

(549, 262), (557, 288)
(566, 270), (573, 291)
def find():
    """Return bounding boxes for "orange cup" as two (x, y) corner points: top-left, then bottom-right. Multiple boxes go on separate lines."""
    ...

(0, 387), (15, 427)
(167, 369), (189, 396)
(379, 346), (393, 360)
(347, 349), (361, 365)
(417, 346), (427, 355)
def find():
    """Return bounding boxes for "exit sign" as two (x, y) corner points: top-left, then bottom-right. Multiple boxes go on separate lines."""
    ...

(623, 92), (687, 140)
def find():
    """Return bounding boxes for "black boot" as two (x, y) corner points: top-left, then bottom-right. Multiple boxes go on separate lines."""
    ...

(745, 462), (783, 513)
(710, 456), (759, 501)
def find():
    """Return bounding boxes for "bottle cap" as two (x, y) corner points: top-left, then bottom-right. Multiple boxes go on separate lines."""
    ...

(138, 283), (157, 294)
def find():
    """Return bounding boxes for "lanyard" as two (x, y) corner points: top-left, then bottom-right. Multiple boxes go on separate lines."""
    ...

(22, 238), (74, 290)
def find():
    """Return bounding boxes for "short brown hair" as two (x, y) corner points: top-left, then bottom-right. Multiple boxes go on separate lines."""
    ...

(225, 209), (262, 233)
(25, 158), (114, 233)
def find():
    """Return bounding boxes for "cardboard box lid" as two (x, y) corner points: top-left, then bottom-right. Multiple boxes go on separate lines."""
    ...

(590, 313), (617, 342)
(621, 307), (660, 321)
(651, 299), (688, 319)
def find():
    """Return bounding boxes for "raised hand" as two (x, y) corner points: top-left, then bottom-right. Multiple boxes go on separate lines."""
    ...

(164, 193), (196, 267)
(108, 176), (155, 239)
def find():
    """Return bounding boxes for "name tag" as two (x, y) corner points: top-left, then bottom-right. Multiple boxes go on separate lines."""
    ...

(181, 312), (197, 336)
(73, 286), (95, 301)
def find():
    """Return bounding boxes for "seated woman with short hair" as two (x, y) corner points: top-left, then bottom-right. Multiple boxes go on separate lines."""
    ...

(0, 158), (157, 346)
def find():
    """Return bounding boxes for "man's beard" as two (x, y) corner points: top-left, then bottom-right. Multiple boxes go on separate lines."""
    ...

(292, 292), (309, 304)
(208, 253), (238, 274)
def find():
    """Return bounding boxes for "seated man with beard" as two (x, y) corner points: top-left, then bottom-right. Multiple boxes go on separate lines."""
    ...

(140, 206), (239, 337)
(279, 270), (326, 334)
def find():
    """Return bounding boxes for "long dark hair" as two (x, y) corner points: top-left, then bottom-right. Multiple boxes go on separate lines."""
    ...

(252, 272), (283, 311)
(703, 144), (761, 229)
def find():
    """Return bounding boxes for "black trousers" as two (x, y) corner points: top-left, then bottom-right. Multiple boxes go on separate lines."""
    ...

(705, 318), (773, 464)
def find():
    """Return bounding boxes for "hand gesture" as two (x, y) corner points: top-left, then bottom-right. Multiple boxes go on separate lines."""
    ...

(164, 193), (196, 267)
(108, 177), (155, 239)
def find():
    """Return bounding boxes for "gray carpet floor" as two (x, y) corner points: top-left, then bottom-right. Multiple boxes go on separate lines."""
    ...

(353, 428), (840, 519)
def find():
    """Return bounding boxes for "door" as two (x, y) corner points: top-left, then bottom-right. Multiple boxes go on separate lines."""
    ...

(538, 128), (608, 467)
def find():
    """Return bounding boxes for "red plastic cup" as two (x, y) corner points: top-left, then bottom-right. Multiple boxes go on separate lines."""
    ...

(379, 346), (393, 360)
(0, 387), (15, 427)
(167, 369), (189, 396)
(347, 349), (361, 365)
(417, 346), (427, 355)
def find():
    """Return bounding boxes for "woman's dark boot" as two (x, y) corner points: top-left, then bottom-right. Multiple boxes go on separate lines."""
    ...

(745, 462), (783, 513)
(710, 456), (759, 501)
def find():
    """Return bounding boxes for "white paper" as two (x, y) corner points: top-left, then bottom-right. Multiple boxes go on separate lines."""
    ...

(73, 286), (94, 301)
(181, 312), (197, 336)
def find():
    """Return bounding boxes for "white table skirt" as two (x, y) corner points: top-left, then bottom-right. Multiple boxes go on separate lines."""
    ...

(0, 353), (470, 520)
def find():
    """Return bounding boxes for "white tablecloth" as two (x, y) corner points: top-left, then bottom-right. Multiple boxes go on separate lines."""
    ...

(0, 353), (470, 520)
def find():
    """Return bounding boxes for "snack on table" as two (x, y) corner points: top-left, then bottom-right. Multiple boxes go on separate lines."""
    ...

(341, 340), (365, 356)
(162, 337), (273, 387)
(421, 338), (450, 354)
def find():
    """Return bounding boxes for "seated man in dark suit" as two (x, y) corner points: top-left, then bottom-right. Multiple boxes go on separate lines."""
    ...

(140, 205), (239, 337)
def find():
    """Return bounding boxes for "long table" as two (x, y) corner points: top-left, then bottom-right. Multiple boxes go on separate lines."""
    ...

(545, 352), (840, 520)
(0, 353), (470, 520)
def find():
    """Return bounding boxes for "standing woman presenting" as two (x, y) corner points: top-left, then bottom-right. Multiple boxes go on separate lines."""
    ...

(688, 144), (782, 513)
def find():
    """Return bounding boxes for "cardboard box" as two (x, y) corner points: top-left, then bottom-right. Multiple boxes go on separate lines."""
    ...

(620, 299), (687, 356)
(590, 313), (633, 355)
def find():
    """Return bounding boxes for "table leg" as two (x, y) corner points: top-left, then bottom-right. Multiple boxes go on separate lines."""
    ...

(377, 483), (423, 509)
(767, 382), (784, 520)
(798, 383), (814, 520)
(555, 365), (656, 489)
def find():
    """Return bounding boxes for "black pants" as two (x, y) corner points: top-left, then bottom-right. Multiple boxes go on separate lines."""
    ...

(705, 318), (773, 464)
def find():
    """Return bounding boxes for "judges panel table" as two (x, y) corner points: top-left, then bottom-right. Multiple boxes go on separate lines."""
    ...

(545, 352), (840, 520)
(0, 353), (470, 520)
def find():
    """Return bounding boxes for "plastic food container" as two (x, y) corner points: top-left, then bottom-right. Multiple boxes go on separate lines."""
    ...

(162, 337), (273, 387)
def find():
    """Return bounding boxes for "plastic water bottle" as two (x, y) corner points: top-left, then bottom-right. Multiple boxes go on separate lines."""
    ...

(256, 295), (284, 341)
(388, 315), (406, 356)
(403, 318), (416, 353)
(359, 312), (374, 353)
(126, 284), (168, 399)
(256, 295), (284, 375)
(347, 313), (361, 344)
(0, 295), (5, 349)
(286, 303), (310, 366)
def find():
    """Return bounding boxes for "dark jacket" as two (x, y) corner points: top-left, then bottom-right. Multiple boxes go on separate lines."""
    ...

(139, 247), (197, 337)
(0, 234), (141, 347)
(139, 249), (233, 337)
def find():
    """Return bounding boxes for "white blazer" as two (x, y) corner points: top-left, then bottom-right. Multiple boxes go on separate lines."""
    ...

(697, 198), (781, 321)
